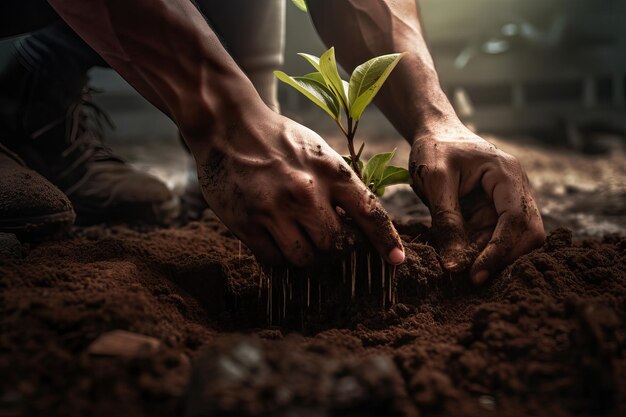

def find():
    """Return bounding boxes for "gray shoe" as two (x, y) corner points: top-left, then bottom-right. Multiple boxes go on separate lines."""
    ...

(0, 56), (179, 225)
(0, 143), (75, 238)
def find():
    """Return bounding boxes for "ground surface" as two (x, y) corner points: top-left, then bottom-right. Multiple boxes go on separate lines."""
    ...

(1, 135), (625, 417)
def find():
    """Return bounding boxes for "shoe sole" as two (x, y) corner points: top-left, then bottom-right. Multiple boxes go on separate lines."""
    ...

(0, 210), (76, 239)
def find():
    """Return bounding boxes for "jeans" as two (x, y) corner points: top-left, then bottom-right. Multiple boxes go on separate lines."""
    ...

(0, 0), (285, 110)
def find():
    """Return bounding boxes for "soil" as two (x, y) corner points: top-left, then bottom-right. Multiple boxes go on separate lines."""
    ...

(1, 212), (625, 417)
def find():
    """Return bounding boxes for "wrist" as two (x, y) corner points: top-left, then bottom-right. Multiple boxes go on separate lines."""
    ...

(411, 113), (473, 146)
(178, 70), (269, 152)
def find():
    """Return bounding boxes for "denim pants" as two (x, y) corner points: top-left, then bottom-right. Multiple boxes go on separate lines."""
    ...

(0, 0), (285, 111)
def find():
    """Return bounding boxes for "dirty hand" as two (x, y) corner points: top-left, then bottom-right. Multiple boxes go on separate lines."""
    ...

(409, 124), (545, 284)
(195, 108), (404, 267)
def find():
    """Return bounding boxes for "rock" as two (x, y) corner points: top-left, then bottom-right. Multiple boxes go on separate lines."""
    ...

(478, 395), (496, 411)
(88, 330), (161, 357)
(0, 232), (22, 258)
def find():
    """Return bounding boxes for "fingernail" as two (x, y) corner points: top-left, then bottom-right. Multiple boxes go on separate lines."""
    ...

(472, 270), (489, 285)
(389, 248), (405, 265)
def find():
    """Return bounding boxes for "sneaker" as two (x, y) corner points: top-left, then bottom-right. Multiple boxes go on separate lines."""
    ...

(0, 143), (75, 238)
(0, 55), (179, 225)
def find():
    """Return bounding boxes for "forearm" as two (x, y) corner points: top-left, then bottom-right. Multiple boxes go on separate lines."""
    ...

(47, 0), (266, 152)
(308, 0), (460, 143)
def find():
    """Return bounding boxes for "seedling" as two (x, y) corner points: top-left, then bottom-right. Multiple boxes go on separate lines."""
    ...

(274, 46), (410, 196)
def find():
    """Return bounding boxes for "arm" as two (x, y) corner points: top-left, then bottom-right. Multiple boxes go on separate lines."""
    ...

(46, 0), (263, 147)
(308, 0), (545, 283)
(47, 0), (406, 266)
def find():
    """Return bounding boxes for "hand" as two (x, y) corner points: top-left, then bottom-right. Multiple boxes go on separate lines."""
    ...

(409, 123), (545, 284)
(195, 108), (405, 267)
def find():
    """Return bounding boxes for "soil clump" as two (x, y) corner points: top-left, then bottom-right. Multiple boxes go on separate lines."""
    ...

(0, 217), (624, 416)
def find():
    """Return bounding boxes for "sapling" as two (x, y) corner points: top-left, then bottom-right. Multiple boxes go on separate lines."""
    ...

(257, 1), (409, 320)
(274, 45), (411, 196)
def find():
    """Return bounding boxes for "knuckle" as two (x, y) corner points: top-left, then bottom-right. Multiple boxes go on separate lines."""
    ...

(288, 173), (317, 203)
(357, 191), (380, 218)
(333, 161), (355, 182)
(433, 209), (464, 228)
(497, 151), (522, 171)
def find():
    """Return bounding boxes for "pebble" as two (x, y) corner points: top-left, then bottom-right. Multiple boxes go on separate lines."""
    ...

(87, 330), (161, 357)
(0, 232), (22, 258)
(478, 394), (496, 411)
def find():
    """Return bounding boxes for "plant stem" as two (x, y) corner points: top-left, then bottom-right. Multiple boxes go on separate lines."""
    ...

(345, 117), (362, 178)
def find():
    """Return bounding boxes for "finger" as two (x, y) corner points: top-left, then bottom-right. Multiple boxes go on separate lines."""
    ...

(334, 179), (405, 265)
(298, 202), (351, 253)
(412, 164), (469, 272)
(469, 227), (493, 252)
(266, 221), (316, 268)
(470, 212), (543, 284)
(285, 168), (356, 254)
(471, 175), (545, 284)
(238, 228), (283, 266)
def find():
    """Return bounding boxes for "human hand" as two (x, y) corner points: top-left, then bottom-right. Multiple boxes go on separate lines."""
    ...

(195, 108), (405, 267)
(409, 123), (545, 284)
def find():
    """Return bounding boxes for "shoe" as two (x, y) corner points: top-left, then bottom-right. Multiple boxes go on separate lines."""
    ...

(0, 54), (179, 225)
(0, 143), (75, 238)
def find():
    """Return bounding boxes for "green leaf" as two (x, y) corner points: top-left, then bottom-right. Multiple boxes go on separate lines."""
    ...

(297, 53), (320, 72)
(372, 165), (411, 197)
(319, 47), (349, 110)
(342, 80), (350, 101)
(363, 150), (396, 188)
(291, 0), (307, 12)
(301, 72), (326, 85)
(274, 70), (340, 119)
(375, 165), (411, 191)
(348, 52), (406, 121)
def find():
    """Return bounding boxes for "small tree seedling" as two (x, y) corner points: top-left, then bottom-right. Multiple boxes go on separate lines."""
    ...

(275, 46), (410, 196)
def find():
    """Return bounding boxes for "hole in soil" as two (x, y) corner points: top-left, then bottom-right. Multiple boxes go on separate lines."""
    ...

(166, 223), (463, 334)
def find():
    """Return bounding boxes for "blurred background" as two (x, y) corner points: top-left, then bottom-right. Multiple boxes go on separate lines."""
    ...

(1, 0), (624, 235)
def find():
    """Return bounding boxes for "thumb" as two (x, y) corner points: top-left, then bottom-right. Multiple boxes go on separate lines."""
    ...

(415, 166), (470, 272)
(335, 179), (405, 265)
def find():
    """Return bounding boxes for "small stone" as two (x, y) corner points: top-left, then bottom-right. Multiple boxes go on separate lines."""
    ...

(0, 232), (22, 258)
(88, 330), (161, 357)
(334, 376), (366, 406)
(478, 394), (496, 411)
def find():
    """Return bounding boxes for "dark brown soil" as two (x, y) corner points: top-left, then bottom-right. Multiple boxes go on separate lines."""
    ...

(0, 216), (625, 417)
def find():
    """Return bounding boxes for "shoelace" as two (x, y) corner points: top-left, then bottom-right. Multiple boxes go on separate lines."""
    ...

(53, 88), (122, 183)
(65, 88), (117, 161)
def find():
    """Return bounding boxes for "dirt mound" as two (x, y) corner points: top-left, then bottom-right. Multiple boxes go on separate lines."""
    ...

(0, 219), (624, 417)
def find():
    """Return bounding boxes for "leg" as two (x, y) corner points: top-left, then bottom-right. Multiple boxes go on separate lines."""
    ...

(0, 1), (76, 238)
(197, 0), (285, 112)
(0, 21), (178, 225)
